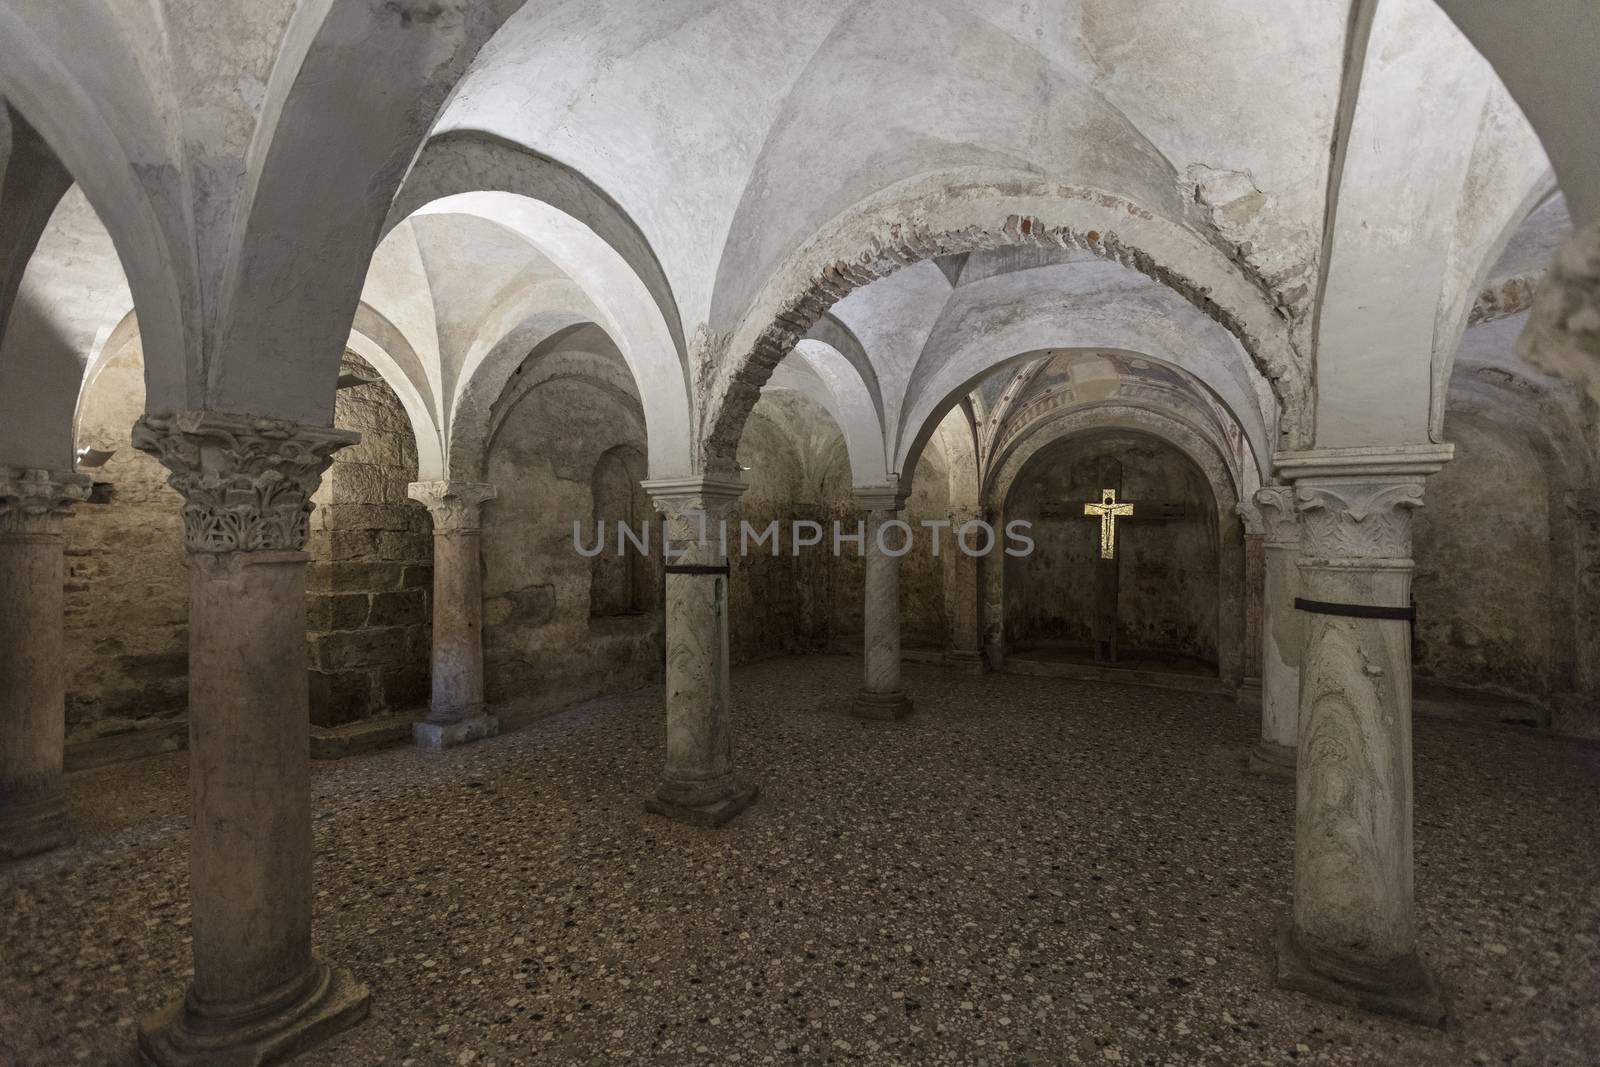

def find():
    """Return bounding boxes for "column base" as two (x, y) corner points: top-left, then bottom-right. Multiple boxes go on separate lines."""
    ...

(1247, 741), (1296, 779)
(1273, 920), (1447, 1028)
(853, 689), (914, 721)
(944, 649), (987, 674)
(644, 778), (759, 828)
(0, 792), (72, 861)
(138, 957), (370, 1067)
(412, 713), (498, 751)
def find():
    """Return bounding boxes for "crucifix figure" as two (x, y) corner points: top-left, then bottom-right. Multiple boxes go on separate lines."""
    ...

(1083, 488), (1134, 559)
(1039, 462), (1185, 664)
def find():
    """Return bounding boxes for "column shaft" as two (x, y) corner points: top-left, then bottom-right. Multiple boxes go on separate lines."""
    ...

(132, 411), (369, 1065)
(0, 469), (88, 860)
(854, 490), (913, 720)
(407, 481), (498, 750)
(944, 506), (986, 674)
(643, 477), (757, 827)
(187, 550), (316, 1004)
(1271, 445), (1450, 1027)
(1250, 487), (1302, 777)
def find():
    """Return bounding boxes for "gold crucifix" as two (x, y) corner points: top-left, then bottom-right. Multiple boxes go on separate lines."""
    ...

(1083, 488), (1134, 559)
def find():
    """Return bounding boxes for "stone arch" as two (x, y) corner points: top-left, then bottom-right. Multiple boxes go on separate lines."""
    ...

(764, 340), (890, 488)
(702, 187), (1309, 476)
(450, 316), (625, 484)
(1429, 177), (1562, 441)
(475, 324), (649, 492)
(409, 192), (692, 476)
(896, 274), (1273, 483)
(386, 130), (686, 368)
(982, 404), (1247, 686)
(927, 401), (981, 508)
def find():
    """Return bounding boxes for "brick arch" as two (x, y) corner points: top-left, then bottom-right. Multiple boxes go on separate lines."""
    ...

(701, 206), (1309, 477)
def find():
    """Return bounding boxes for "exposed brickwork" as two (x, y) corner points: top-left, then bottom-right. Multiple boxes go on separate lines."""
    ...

(701, 214), (1306, 476)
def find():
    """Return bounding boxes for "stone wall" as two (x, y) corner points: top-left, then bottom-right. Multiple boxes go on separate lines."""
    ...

(1002, 432), (1220, 663)
(1413, 411), (1554, 703)
(304, 353), (432, 728)
(481, 354), (665, 716)
(65, 339), (188, 751)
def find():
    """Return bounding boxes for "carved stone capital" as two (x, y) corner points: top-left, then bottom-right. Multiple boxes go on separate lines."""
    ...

(1273, 445), (1451, 563)
(0, 467), (90, 537)
(131, 411), (358, 553)
(1294, 481), (1424, 562)
(1253, 485), (1301, 547)
(853, 484), (907, 516)
(408, 480), (496, 532)
(643, 476), (746, 551)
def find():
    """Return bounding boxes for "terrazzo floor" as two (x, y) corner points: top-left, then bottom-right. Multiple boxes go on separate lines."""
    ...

(3, 655), (1598, 1066)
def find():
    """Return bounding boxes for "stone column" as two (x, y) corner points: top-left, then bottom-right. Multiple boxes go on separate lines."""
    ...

(982, 504), (1007, 671)
(1248, 486), (1303, 778)
(854, 487), (914, 719)
(0, 468), (89, 860)
(132, 411), (370, 1065)
(406, 480), (498, 750)
(943, 504), (986, 674)
(641, 477), (758, 827)
(1236, 501), (1265, 705)
(1271, 445), (1452, 1026)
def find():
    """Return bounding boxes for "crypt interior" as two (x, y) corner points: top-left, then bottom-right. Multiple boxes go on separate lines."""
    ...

(1, 2), (1599, 1064)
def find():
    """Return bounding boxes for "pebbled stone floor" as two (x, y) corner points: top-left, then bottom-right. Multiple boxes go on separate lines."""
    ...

(3, 655), (1597, 1066)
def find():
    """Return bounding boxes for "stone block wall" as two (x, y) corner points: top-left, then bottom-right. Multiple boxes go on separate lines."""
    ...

(481, 350), (666, 719)
(64, 341), (189, 749)
(304, 354), (432, 727)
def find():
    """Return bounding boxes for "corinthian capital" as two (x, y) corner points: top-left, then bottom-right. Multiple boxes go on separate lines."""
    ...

(408, 480), (497, 532)
(1253, 485), (1301, 546)
(0, 468), (91, 537)
(1272, 445), (1452, 562)
(131, 410), (358, 553)
(1294, 482), (1424, 561)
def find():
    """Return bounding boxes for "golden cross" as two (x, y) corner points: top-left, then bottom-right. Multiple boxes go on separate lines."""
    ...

(1083, 488), (1134, 559)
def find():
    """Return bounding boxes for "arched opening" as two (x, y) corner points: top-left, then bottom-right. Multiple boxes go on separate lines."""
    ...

(1000, 429), (1222, 680)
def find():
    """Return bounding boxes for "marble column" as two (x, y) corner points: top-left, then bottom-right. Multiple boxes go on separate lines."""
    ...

(1248, 486), (1303, 778)
(132, 411), (370, 1065)
(641, 476), (758, 827)
(854, 487), (914, 720)
(1271, 444), (1451, 1026)
(407, 480), (498, 750)
(0, 468), (89, 860)
(943, 504), (986, 674)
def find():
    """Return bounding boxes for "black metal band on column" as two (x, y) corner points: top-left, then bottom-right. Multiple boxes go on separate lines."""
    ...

(664, 563), (731, 575)
(1293, 597), (1415, 621)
